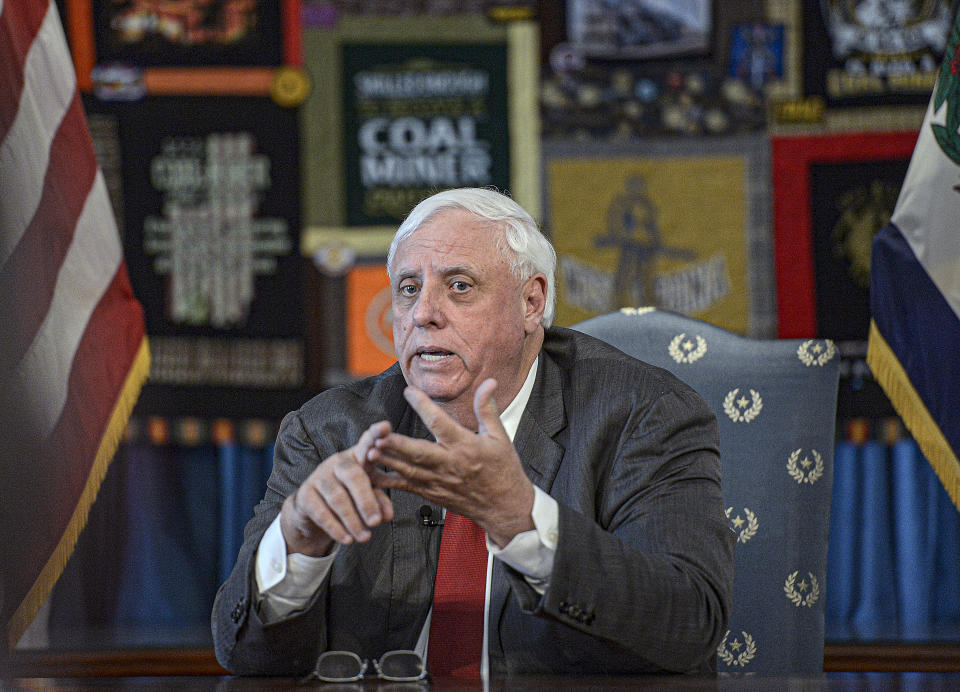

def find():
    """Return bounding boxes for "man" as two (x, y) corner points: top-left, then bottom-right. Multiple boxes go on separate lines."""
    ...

(212, 188), (734, 678)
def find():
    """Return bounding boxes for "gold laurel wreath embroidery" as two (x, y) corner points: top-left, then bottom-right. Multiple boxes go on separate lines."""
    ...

(786, 449), (824, 485)
(668, 333), (707, 364)
(725, 507), (759, 544)
(797, 339), (836, 367)
(717, 630), (757, 668)
(722, 388), (763, 423)
(619, 307), (656, 316)
(784, 571), (820, 608)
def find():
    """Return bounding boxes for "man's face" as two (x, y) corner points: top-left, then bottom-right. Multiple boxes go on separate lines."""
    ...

(390, 208), (544, 425)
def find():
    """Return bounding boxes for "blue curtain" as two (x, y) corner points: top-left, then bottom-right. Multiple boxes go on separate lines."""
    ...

(217, 443), (277, 585)
(50, 441), (273, 649)
(826, 438), (960, 641)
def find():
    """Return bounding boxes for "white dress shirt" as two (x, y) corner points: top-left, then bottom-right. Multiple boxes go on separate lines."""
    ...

(254, 358), (559, 678)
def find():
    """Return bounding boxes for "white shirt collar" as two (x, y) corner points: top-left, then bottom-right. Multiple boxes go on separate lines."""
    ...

(498, 356), (539, 442)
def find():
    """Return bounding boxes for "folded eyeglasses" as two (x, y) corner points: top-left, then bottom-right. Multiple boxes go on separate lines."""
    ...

(303, 649), (428, 683)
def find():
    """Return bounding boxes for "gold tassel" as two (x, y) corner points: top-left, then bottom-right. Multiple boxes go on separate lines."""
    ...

(7, 337), (151, 650)
(867, 320), (960, 513)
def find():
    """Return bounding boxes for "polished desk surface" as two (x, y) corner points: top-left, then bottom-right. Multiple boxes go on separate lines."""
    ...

(6, 674), (960, 690)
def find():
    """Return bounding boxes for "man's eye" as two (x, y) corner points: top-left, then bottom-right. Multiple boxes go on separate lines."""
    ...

(399, 284), (418, 296)
(451, 280), (470, 292)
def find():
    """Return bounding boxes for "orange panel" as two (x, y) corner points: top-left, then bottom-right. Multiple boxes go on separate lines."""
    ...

(345, 265), (396, 377)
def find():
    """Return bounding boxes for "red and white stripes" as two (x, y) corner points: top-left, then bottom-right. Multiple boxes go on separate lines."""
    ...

(1, 0), (148, 648)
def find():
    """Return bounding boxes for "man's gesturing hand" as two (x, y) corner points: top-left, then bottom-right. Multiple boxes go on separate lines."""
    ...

(367, 378), (536, 548)
(279, 421), (395, 557)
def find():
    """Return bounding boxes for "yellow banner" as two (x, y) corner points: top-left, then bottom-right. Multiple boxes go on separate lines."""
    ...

(548, 156), (748, 332)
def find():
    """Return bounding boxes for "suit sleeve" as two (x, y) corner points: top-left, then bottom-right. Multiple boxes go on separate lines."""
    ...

(211, 410), (333, 676)
(506, 386), (735, 673)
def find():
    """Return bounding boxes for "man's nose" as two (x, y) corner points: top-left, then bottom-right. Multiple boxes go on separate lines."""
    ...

(411, 284), (446, 328)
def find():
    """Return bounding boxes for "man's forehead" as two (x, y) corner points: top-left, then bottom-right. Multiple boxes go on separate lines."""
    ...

(392, 217), (503, 270)
(391, 245), (489, 278)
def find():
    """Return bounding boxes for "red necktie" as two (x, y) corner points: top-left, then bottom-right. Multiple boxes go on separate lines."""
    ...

(427, 511), (487, 679)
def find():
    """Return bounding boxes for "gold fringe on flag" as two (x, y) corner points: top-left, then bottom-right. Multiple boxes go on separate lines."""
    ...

(7, 337), (151, 650)
(868, 320), (960, 513)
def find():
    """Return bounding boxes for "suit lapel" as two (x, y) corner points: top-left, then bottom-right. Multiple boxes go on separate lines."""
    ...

(514, 351), (566, 491)
(489, 351), (567, 656)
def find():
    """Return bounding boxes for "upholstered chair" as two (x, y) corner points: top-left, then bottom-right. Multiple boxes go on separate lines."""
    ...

(573, 308), (840, 674)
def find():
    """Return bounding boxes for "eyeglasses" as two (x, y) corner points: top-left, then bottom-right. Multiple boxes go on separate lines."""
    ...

(304, 649), (428, 683)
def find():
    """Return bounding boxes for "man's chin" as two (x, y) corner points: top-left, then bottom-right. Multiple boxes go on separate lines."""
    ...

(405, 368), (464, 397)
(407, 379), (470, 406)
(414, 386), (461, 403)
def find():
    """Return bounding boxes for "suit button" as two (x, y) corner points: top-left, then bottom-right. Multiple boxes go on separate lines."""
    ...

(231, 600), (245, 623)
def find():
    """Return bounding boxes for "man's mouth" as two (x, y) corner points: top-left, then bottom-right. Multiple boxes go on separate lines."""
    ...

(416, 349), (453, 362)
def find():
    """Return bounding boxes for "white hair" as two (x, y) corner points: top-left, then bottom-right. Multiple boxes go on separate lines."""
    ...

(386, 188), (557, 327)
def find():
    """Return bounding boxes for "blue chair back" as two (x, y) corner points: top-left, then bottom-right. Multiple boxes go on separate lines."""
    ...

(573, 308), (840, 674)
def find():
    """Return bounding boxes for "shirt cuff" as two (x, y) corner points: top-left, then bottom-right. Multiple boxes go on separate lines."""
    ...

(255, 515), (337, 621)
(487, 487), (558, 594)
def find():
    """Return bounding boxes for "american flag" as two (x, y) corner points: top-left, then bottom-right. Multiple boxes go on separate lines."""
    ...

(1, 0), (149, 647)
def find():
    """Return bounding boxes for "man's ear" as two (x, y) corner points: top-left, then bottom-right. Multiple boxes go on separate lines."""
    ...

(522, 274), (547, 333)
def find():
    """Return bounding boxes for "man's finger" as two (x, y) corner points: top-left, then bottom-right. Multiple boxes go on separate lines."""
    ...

(369, 466), (410, 492)
(371, 430), (452, 470)
(290, 485), (354, 546)
(332, 458), (385, 528)
(315, 469), (372, 543)
(355, 420), (392, 464)
(370, 435), (439, 481)
(373, 488), (395, 522)
(403, 386), (466, 443)
(473, 378), (506, 437)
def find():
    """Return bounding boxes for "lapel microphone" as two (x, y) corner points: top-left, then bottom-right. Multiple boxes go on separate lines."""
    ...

(419, 505), (443, 527)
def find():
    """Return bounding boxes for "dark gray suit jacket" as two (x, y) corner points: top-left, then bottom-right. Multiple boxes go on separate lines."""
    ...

(212, 327), (734, 676)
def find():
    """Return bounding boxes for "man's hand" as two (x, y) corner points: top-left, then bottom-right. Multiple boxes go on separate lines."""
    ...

(279, 421), (395, 556)
(367, 378), (536, 547)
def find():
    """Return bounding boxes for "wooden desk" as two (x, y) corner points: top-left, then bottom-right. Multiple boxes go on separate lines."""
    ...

(8, 643), (960, 679)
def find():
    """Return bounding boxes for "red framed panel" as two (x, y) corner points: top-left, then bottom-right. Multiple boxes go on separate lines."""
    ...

(771, 132), (919, 338)
(65, 0), (302, 94)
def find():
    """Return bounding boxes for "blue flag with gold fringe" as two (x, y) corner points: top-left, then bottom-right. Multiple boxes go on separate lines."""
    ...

(868, 8), (960, 513)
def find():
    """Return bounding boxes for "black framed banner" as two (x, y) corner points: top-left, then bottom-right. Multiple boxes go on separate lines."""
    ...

(299, 14), (539, 265)
(341, 42), (511, 226)
(802, 0), (956, 110)
(92, 95), (308, 418)
(767, 0), (958, 131)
